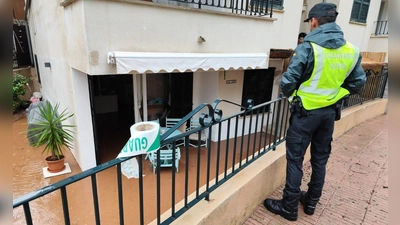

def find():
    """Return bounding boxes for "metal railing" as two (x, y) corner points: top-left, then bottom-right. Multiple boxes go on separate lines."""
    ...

(13, 96), (290, 225)
(154, 0), (283, 17)
(13, 19), (32, 69)
(342, 67), (388, 110)
(372, 20), (388, 36)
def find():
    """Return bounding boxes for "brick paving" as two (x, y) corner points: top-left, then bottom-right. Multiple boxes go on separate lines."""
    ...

(242, 114), (388, 225)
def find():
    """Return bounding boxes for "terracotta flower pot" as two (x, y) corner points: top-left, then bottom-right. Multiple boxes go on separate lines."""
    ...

(46, 156), (66, 173)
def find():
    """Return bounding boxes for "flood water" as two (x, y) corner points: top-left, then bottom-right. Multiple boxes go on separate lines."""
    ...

(13, 117), (84, 224)
(13, 115), (270, 224)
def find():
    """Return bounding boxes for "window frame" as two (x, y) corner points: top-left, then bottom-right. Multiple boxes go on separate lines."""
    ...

(241, 68), (275, 110)
(350, 0), (370, 23)
(270, 0), (284, 10)
(249, 0), (284, 12)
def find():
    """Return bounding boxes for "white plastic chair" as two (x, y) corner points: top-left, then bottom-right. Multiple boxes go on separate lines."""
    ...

(165, 117), (186, 146)
(187, 119), (208, 148)
(149, 147), (181, 173)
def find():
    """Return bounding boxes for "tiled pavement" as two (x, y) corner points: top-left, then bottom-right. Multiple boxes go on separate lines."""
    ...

(242, 114), (388, 225)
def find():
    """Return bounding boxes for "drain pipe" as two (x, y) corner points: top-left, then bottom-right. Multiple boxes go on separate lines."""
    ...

(24, 0), (34, 66)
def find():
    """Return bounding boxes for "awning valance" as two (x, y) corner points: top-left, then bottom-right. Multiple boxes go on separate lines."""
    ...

(107, 52), (269, 74)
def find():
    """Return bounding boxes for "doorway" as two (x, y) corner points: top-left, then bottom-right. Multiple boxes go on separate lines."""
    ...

(88, 73), (193, 164)
(88, 74), (135, 164)
(145, 72), (193, 126)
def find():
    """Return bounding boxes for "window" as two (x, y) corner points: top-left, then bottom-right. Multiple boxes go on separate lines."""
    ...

(350, 0), (370, 23)
(250, 0), (284, 12)
(270, 0), (284, 10)
(241, 68), (275, 108)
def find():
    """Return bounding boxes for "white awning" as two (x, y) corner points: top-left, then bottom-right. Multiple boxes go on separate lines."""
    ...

(107, 52), (269, 74)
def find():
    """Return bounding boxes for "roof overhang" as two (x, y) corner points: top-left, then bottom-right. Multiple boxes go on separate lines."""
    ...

(107, 52), (269, 74)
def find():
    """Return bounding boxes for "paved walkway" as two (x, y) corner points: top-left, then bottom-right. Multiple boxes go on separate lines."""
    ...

(243, 114), (388, 225)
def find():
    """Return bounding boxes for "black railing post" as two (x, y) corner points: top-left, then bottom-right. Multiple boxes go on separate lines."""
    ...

(224, 119), (231, 178)
(91, 174), (101, 225)
(270, 0), (273, 18)
(216, 123), (222, 184)
(273, 96), (282, 149)
(23, 203), (33, 225)
(60, 187), (71, 225)
(184, 136), (190, 206)
(157, 152), (161, 225)
(380, 68), (388, 98)
(138, 155), (145, 225)
(171, 143), (176, 217)
(117, 163), (124, 225)
(205, 127), (212, 201)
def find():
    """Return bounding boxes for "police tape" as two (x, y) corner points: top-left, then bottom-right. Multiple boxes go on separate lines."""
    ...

(117, 121), (160, 158)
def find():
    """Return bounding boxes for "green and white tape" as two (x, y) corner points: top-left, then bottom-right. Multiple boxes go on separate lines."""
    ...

(117, 121), (160, 158)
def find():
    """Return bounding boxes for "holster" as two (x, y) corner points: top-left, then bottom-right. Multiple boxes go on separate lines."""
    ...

(290, 99), (309, 118)
(334, 100), (343, 121)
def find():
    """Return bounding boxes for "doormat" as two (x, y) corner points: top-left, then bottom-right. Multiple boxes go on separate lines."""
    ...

(42, 163), (72, 178)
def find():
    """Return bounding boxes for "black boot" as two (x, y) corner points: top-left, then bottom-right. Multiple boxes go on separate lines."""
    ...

(263, 198), (298, 221)
(300, 191), (316, 215)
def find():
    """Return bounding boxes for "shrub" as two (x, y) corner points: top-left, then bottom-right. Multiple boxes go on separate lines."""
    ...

(13, 74), (31, 113)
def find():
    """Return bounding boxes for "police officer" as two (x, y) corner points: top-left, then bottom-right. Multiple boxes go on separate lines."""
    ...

(264, 3), (366, 221)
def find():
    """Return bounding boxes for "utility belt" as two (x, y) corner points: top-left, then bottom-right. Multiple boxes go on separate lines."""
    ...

(290, 97), (345, 121)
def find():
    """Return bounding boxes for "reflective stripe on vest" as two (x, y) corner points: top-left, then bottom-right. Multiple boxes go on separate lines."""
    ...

(291, 42), (359, 110)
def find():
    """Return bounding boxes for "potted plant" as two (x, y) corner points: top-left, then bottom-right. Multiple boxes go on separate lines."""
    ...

(27, 101), (75, 173)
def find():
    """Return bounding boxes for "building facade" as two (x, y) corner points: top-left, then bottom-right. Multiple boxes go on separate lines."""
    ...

(26, 0), (388, 171)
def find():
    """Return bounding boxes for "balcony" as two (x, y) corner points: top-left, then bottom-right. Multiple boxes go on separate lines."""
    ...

(151, 0), (283, 17)
(372, 20), (388, 36)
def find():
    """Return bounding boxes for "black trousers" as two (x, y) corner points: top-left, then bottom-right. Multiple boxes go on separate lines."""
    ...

(282, 106), (336, 209)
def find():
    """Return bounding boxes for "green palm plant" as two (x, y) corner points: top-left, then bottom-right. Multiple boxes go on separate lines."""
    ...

(27, 101), (75, 161)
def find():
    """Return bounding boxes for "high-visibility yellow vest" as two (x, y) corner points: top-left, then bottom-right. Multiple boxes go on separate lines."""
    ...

(291, 42), (359, 110)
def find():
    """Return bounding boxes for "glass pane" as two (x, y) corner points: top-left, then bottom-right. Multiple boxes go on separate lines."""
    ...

(350, 2), (361, 20)
(360, 4), (369, 21)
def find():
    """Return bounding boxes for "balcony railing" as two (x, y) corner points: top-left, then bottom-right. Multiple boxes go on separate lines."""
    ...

(154, 0), (283, 17)
(342, 67), (388, 109)
(372, 20), (388, 36)
(13, 96), (290, 225)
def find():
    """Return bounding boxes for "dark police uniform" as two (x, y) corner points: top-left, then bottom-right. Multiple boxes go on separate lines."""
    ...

(279, 18), (366, 212)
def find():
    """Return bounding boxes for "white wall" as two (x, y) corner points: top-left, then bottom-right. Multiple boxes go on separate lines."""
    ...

(379, 0), (388, 21)
(28, 0), (82, 168)
(29, 1), (74, 109)
(367, 37), (388, 62)
(63, 1), (90, 73)
(268, 59), (284, 99)
(208, 62), (285, 141)
(192, 71), (219, 117)
(71, 69), (97, 170)
(269, 0), (305, 49)
(79, 1), (274, 75)
(217, 70), (244, 116)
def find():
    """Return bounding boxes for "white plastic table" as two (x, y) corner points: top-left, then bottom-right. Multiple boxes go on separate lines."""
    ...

(145, 127), (182, 160)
